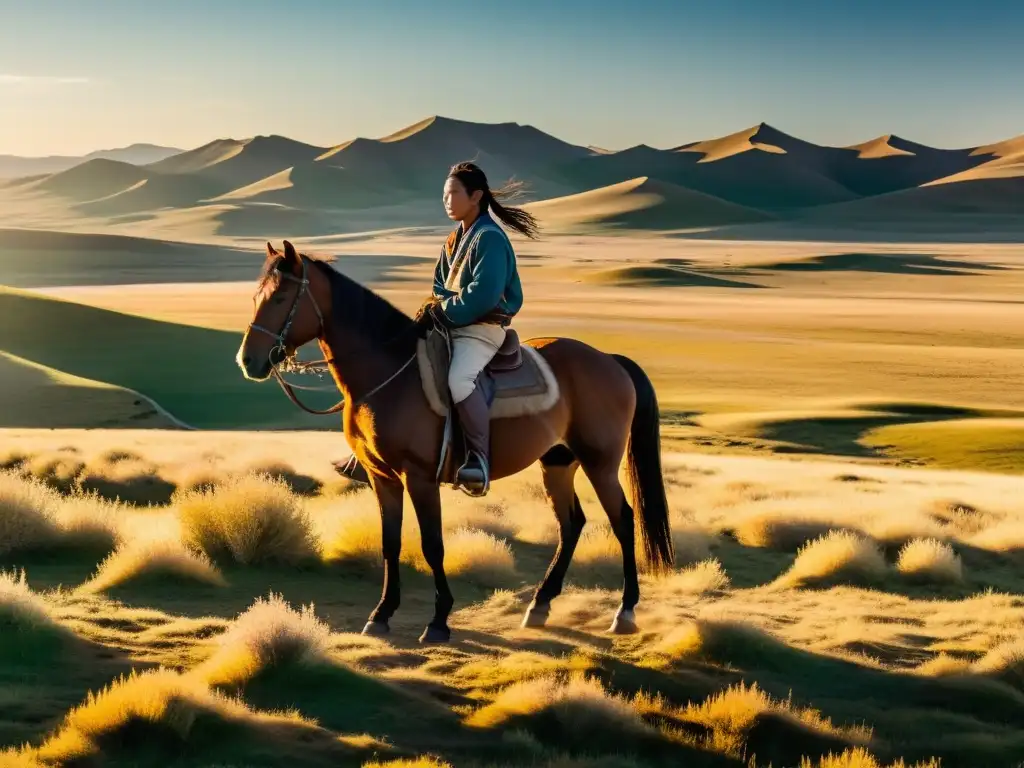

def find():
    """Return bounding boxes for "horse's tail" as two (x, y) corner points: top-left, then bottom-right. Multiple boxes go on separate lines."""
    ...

(612, 353), (674, 573)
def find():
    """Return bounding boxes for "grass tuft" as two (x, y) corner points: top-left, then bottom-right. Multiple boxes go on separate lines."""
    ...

(895, 538), (963, 583)
(773, 530), (887, 589)
(178, 473), (320, 566)
(197, 592), (333, 686)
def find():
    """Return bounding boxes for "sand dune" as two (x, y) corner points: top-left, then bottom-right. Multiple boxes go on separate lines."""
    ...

(969, 133), (1024, 160)
(117, 200), (421, 239)
(32, 159), (150, 202)
(77, 173), (226, 216)
(210, 163), (397, 210)
(927, 136), (1024, 185)
(558, 140), (859, 211)
(674, 124), (788, 162)
(804, 175), (1024, 222)
(147, 135), (329, 190)
(524, 176), (773, 232)
(845, 135), (916, 159)
(318, 115), (587, 200)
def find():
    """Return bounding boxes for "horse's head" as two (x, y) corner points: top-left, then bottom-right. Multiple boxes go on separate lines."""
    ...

(237, 240), (329, 381)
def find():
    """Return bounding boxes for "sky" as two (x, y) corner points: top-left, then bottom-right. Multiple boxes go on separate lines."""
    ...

(1, 0), (1022, 157)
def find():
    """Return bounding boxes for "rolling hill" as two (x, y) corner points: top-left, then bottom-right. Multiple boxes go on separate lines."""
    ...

(0, 286), (337, 429)
(523, 176), (774, 232)
(2, 116), (1021, 238)
(0, 228), (260, 287)
(0, 351), (180, 429)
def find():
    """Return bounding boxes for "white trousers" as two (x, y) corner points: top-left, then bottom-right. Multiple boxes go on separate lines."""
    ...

(448, 323), (507, 403)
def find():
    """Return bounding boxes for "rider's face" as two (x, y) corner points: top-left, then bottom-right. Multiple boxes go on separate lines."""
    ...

(443, 176), (481, 222)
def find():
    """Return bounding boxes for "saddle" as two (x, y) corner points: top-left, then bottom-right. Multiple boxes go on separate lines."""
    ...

(416, 325), (560, 486)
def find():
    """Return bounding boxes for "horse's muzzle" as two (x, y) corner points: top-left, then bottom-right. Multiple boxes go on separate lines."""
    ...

(236, 349), (272, 381)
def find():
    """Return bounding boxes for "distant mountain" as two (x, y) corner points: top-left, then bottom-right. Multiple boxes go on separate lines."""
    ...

(314, 115), (593, 202)
(0, 143), (182, 178)
(2, 117), (1020, 238)
(147, 135), (329, 189)
(553, 126), (860, 211)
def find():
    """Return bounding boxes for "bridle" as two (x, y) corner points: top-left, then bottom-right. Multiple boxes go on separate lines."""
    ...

(247, 254), (415, 416)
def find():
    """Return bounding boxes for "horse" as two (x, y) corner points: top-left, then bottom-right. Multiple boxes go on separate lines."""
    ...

(236, 239), (674, 643)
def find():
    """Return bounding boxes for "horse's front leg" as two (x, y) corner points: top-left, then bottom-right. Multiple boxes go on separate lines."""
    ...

(362, 474), (404, 636)
(405, 474), (454, 643)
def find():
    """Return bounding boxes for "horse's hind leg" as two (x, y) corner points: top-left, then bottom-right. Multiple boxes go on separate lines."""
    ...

(579, 455), (640, 635)
(522, 448), (584, 629)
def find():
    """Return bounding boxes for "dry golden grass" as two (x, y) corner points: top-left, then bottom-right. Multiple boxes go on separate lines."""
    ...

(642, 557), (731, 597)
(196, 592), (333, 686)
(772, 530), (888, 589)
(732, 511), (839, 552)
(81, 538), (227, 593)
(74, 454), (177, 506)
(464, 671), (650, 735)
(680, 681), (872, 757)
(407, 526), (516, 584)
(4, 439), (1024, 766)
(973, 639), (1024, 688)
(801, 747), (940, 767)
(895, 538), (963, 583)
(315, 489), (386, 565)
(178, 472), (320, 566)
(0, 470), (120, 556)
(29, 667), (324, 765)
(0, 568), (63, 634)
(317, 489), (517, 582)
(455, 651), (598, 692)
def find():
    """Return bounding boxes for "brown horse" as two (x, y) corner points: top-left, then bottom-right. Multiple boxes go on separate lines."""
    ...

(237, 240), (674, 643)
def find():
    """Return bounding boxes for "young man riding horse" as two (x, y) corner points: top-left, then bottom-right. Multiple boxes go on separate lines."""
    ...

(334, 161), (538, 496)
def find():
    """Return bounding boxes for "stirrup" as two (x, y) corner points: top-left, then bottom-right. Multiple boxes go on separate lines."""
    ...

(333, 454), (369, 485)
(455, 451), (490, 497)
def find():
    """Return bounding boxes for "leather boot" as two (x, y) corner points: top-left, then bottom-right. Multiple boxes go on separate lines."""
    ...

(454, 380), (491, 497)
(331, 453), (369, 485)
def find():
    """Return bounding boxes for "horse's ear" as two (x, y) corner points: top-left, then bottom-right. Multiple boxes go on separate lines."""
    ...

(282, 240), (299, 264)
(266, 241), (279, 257)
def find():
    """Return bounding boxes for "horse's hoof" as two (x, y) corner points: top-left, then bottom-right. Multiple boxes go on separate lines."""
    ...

(521, 601), (550, 629)
(608, 609), (638, 635)
(419, 624), (451, 644)
(362, 620), (390, 637)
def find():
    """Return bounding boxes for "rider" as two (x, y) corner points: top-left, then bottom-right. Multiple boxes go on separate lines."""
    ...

(333, 161), (539, 495)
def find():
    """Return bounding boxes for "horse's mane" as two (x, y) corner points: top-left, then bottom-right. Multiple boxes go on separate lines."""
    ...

(260, 248), (418, 351)
(312, 258), (416, 347)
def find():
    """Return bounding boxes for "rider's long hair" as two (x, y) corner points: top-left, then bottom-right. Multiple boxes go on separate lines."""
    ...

(448, 161), (541, 240)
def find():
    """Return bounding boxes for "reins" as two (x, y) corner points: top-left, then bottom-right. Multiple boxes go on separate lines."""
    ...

(247, 255), (417, 416)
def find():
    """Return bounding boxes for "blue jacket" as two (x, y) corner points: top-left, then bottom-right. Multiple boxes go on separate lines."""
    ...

(432, 210), (523, 327)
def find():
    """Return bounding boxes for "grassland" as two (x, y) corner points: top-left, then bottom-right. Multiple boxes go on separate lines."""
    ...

(2, 438), (1024, 767)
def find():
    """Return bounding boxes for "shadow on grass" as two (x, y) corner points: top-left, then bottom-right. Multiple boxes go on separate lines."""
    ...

(652, 619), (1024, 768)
(750, 252), (1009, 276)
(759, 403), (996, 459)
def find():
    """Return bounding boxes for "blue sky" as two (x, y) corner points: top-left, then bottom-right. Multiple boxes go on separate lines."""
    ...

(1, 0), (1021, 156)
